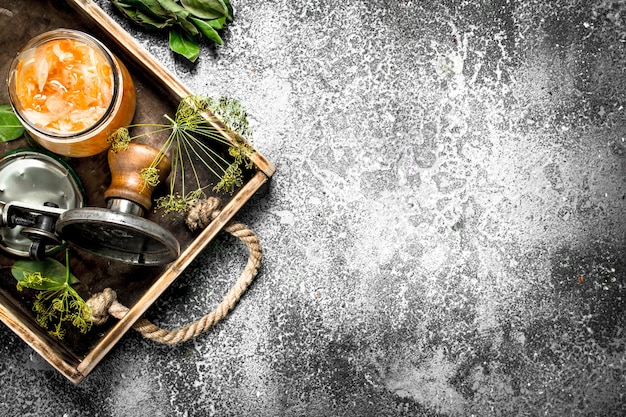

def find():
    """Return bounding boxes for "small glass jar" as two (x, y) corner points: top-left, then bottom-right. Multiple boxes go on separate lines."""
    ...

(7, 29), (136, 158)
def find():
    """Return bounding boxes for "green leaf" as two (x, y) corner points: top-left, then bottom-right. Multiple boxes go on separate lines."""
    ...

(0, 104), (24, 142)
(113, 0), (174, 29)
(157, 0), (188, 16)
(12, 258), (79, 291)
(181, 0), (231, 20)
(223, 0), (233, 21)
(190, 17), (223, 45)
(175, 14), (200, 36)
(124, 8), (175, 29)
(207, 16), (226, 30)
(169, 29), (200, 62)
(114, 0), (168, 19)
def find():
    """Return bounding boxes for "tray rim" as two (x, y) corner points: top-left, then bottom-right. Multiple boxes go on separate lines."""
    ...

(0, 0), (275, 384)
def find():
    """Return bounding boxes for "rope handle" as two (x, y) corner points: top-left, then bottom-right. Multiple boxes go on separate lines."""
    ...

(86, 197), (262, 345)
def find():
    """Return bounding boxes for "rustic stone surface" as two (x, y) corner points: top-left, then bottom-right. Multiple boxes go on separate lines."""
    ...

(1, 0), (625, 415)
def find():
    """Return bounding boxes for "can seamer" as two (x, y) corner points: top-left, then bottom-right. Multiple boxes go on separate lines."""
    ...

(0, 144), (179, 265)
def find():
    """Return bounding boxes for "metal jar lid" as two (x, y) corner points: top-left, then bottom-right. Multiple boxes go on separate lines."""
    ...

(0, 149), (84, 257)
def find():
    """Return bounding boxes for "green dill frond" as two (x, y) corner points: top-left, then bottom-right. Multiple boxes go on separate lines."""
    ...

(49, 325), (66, 340)
(12, 250), (92, 340)
(228, 145), (242, 160)
(140, 167), (161, 187)
(155, 193), (190, 215)
(186, 188), (205, 202)
(72, 316), (91, 334)
(33, 301), (47, 315)
(176, 98), (196, 121)
(228, 144), (255, 169)
(16, 271), (44, 291)
(213, 163), (243, 195)
(108, 127), (132, 153)
(155, 189), (206, 215)
(36, 314), (49, 329)
(174, 95), (213, 132)
(78, 301), (93, 321)
(69, 298), (81, 311)
(71, 304), (92, 334)
(34, 291), (48, 304)
(52, 297), (64, 312)
(207, 96), (252, 139)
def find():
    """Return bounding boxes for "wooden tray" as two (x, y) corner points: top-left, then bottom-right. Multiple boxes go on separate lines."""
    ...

(0, 0), (274, 383)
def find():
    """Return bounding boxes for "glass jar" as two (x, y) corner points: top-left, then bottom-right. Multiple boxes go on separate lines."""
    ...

(7, 29), (136, 158)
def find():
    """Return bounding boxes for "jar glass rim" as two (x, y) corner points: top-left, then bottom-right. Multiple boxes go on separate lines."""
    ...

(7, 28), (120, 139)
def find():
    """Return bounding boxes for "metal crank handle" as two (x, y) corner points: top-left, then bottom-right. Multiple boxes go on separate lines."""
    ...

(0, 201), (67, 260)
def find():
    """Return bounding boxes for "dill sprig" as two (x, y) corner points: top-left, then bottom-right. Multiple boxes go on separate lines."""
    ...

(108, 95), (255, 215)
(12, 250), (92, 340)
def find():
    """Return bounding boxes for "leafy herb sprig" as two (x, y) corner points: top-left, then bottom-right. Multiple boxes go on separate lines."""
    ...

(109, 94), (254, 215)
(0, 104), (25, 142)
(11, 250), (92, 340)
(112, 0), (233, 62)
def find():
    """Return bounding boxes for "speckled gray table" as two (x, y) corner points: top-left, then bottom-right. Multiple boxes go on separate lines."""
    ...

(0, 0), (625, 416)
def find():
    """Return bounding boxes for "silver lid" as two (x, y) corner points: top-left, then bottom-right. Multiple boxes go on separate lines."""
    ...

(0, 150), (84, 257)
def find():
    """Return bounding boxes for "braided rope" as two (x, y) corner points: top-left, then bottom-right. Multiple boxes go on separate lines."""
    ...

(86, 197), (262, 345)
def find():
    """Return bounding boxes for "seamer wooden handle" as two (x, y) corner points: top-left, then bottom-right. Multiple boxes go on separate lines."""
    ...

(104, 142), (170, 211)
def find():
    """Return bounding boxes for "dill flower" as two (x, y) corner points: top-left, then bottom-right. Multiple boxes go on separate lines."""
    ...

(12, 251), (92, 340)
